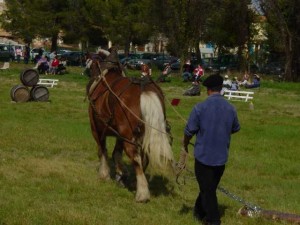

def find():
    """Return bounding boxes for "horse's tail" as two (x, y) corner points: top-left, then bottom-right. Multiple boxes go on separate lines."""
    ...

(140, 91), (174, 172)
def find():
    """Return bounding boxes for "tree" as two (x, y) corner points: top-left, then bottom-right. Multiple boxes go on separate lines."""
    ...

(255, 0), (300, 81)
(86, 0), (152, 54)
(0, 0), (37, 44)
(1, 0), (103, 51)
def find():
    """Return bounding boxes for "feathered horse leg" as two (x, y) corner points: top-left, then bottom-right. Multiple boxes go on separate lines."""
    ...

(89, 106), (110, 180)
(112, 138), (127, 186)
(123, 141), (150, 203)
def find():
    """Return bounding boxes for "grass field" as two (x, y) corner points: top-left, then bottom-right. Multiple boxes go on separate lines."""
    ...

(1, 62), (300, 225)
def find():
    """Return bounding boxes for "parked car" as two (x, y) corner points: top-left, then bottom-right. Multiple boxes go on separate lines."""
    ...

(214, 54), (239, 72)
(119, 53), (140, 66)
(200, 58), (218, 72)
(61, 51), (86, 66)
(57, 49), (71, 57)
(123, 53), (157, 70)
(260, 62), (284, 75)
(152, 55), (178, 70)
(0, 44), (14, 61)
(170, 58), (217, 72)
(30, 48), (45, 60)
(170, 60), (181, 71)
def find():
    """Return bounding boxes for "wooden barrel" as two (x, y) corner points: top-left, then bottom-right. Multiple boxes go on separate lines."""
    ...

(20, 69), (39, 87)
(10, 84), (30, 102)
(30, 85), (49, 102)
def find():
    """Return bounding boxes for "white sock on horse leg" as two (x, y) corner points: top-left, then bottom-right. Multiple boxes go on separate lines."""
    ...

(134, 155), (150, 202)
(99, 156), (110, 180)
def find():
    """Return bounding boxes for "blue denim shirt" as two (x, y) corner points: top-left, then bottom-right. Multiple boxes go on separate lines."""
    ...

(184, 93), (240, 166)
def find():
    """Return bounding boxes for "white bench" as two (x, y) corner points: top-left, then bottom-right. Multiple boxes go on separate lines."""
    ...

(224, 90), (254, 102)
(37, 79), (59, 88)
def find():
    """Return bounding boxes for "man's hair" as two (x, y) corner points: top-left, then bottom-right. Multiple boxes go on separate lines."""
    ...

(209, 85), (222, 92)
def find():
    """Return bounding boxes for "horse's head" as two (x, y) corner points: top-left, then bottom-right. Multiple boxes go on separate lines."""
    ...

(89, 48), (122, 81)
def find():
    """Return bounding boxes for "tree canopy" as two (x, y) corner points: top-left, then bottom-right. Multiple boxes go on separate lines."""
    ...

(1, 0), (299, 81)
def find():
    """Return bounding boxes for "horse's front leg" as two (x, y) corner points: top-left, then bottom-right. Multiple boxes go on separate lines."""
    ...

(97, 138), (110, 180)
(123, 142), (150, 203)
(89, 107), (110, 180)
(112, 138), (127, 186)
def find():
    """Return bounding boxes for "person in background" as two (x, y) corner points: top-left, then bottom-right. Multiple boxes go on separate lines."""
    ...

(221, 75), (232, 95)
(140, 63), (151, 78)
(81, 53), (93, 77)
(50, 56), (59, 74)
(56, 57), (67, 75)
(183, 81), (201, 96)
(49, 51), (57, 61)
(35, 55), (49, 74)
(193, 64), (204, 82)
(15, 47), (22, 63)
(182, 74), (240, 225)
(156, 63), (172, 82)
(23, 44), (30, 64)
(230, 77), (239, 91)
(182, 59), (194, 82)
(245, 74), (260, 88)
(239, 72), (250, 87)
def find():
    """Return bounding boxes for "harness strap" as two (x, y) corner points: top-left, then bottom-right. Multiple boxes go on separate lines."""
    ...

(88, 69), (108, 96)
(89, 99), (141, 148)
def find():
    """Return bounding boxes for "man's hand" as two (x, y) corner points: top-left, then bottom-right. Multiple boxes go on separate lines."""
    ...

(182, 135), (192, 152)
(175, 146), (188, 176)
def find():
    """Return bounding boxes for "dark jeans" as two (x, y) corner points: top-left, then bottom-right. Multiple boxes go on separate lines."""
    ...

(194, 160), (225, 225)
(182, 72), (192, 81)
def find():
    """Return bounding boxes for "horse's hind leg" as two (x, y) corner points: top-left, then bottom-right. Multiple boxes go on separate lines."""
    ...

(112, 138), (127, 185)
(123, 142), (150, 202)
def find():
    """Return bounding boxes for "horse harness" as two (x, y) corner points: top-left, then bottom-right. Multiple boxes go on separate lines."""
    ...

(88, 61), (160, 148)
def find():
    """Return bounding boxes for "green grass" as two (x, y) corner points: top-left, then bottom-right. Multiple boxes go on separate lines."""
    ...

(0, 62), (300, 225)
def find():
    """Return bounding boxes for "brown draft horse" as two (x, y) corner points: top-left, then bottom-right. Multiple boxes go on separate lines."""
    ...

(87, 49), (174, 202)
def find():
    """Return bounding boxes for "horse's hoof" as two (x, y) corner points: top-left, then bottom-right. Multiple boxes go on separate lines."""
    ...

(115, 174), (127, 187)
(99, 173), (111, 180)
(135, 191), (150, 203)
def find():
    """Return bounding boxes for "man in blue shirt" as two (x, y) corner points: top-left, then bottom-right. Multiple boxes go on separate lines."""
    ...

(183, 74), (240, 225)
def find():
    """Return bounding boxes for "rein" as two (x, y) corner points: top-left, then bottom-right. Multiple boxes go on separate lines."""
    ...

(87, 61), (141, 147)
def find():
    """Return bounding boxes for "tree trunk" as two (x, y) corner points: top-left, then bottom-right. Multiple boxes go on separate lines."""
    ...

(195, 40), (201, 63)
(284, 33), (293, 81)
(51, 34), (58, 52)
(124, 41), (131, 56)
